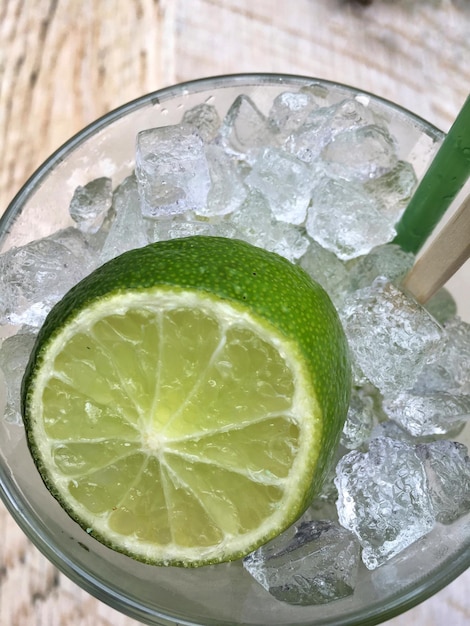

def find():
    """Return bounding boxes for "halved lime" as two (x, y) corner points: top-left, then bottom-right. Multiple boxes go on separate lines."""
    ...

(21, 236), (350, 566)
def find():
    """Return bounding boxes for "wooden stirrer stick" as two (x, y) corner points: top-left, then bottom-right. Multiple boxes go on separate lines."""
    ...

(402, 193), (470, 304)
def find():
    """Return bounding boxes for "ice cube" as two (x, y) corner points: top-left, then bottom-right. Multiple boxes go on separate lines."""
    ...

(0, 328), (37, 423)
(243, 520), (360, 605)
(154, 218), (238, 242)
(268, 90), (319, 138)
(335, 437), (435, 569)
(369, 419), (417, 443)
(256, 221), (309, 263)
(182, 102), (221, 142)
(341, 384), (382, 450)
(69, 177), (113, 233)
(245, 147), (314, 225)
(51, 227), (102, 262)
(231, 191), (309, 262)
(99, 175), (150, 264)
(383, 391), (470, 437)
(299, 239), (349, 308)
(221, 94), (277, 160)
(340, 279), (443, 395)
(201, 144), (247, 217)
(346, 244), (414, 291)
(423, 288), (457, 325)
(0, 228), (97, 327)
(135, 124), (211, 218)
(306, 179), (397, 260)
(323, 98), (375, 135)
(364, 160), (417, 219)
(414, 317), (470, 396)
(415, 440), (470, 525)
(288, 98), (374, 164)
(321, 125), (398, 182)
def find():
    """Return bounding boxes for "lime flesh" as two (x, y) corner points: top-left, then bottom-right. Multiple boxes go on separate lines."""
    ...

(22, 236), (350, 566)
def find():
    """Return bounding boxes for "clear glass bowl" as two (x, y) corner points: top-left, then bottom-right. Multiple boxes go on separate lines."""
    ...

(0, 74), (468, 626)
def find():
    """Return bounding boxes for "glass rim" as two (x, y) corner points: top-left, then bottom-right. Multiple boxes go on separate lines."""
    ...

(0, 72), (466, 626)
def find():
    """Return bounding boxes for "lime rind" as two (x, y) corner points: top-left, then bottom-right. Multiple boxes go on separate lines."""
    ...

(22, 237), (350, 566)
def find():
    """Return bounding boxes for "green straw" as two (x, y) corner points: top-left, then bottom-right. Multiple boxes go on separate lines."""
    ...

(393, 94), (470, 254)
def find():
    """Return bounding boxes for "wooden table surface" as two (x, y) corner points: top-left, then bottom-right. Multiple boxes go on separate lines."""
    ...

(1, 1), (469, 624)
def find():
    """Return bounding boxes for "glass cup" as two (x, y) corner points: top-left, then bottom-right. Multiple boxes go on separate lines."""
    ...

(0, 74), (468, 626)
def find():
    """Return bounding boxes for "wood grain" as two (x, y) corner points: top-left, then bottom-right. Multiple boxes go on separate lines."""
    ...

(0, 0), (176, 215)
(1, 1), (470, 625)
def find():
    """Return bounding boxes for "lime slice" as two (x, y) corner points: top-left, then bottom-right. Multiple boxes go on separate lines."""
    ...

(22, 236), (350, 566)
